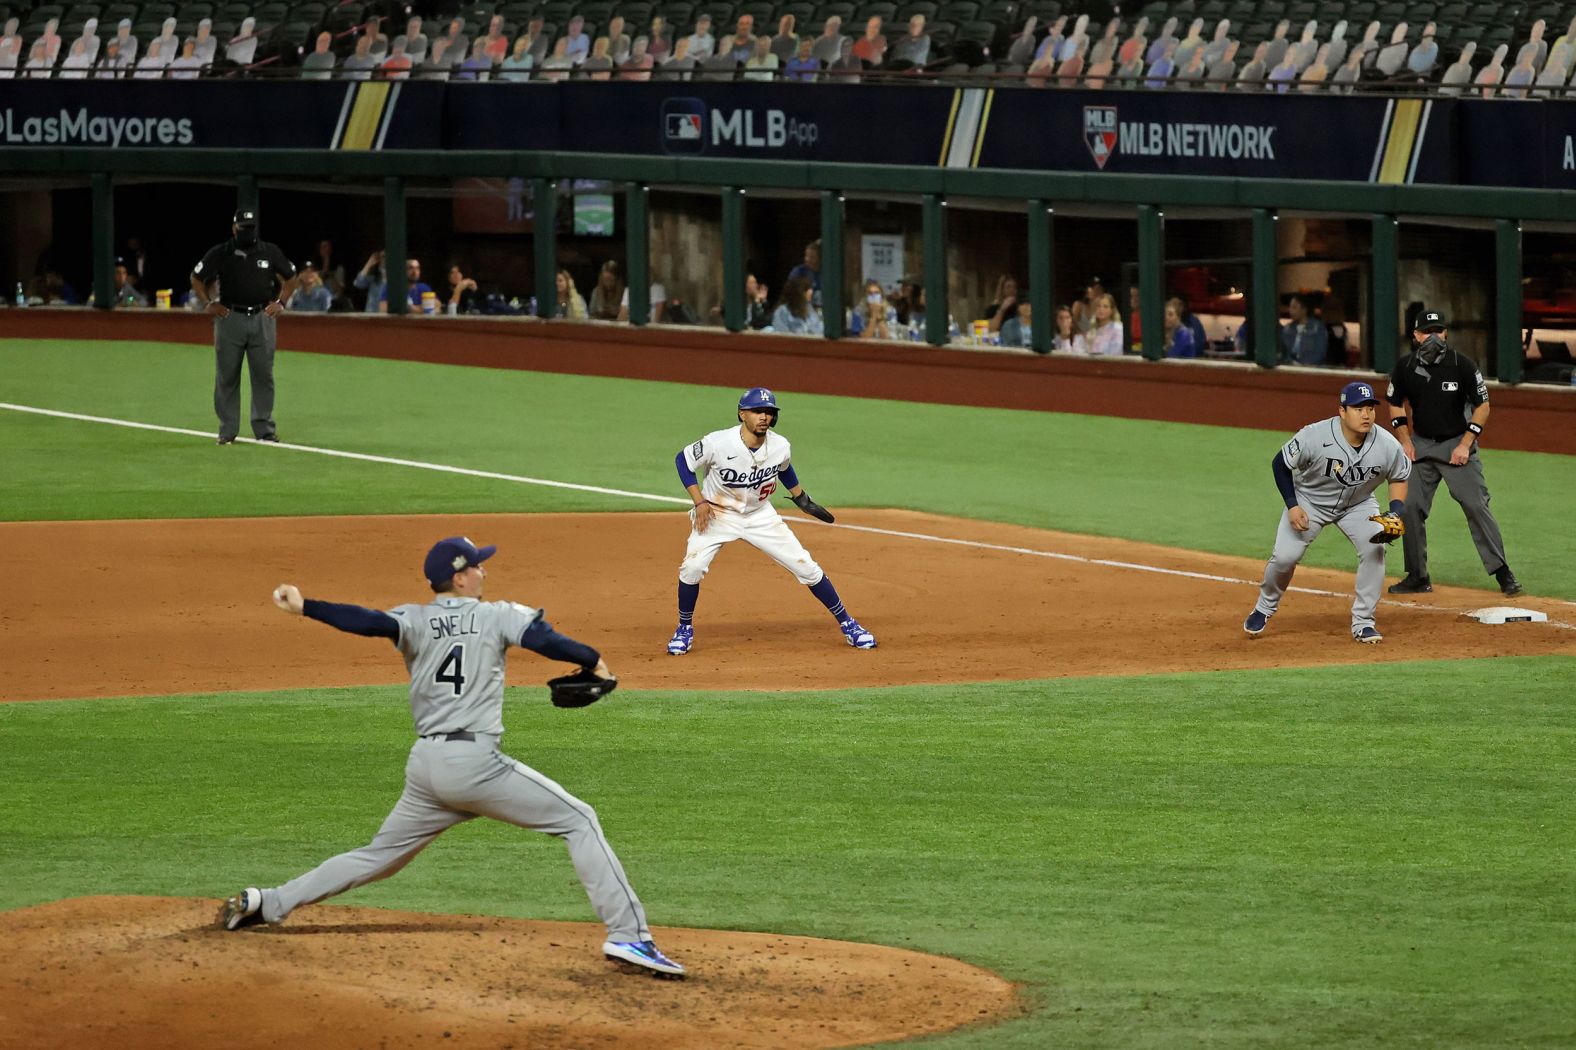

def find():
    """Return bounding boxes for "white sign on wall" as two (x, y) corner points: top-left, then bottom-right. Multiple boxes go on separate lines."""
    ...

(860, 235), (905, 291)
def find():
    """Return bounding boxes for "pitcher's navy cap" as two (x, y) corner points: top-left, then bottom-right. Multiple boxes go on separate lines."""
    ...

(424, 536), (496, 586)
(1340, 381), (1381, 407)
(1415, 310), (1447, 331)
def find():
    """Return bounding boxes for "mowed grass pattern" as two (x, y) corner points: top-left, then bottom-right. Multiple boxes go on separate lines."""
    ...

(1, 659), (1573, 1048)
(3, 339), (1574, 596)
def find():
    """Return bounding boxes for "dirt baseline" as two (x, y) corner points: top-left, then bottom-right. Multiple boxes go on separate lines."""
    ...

(0, 896), (1019, 1050)
(4, 510), (1572, 703)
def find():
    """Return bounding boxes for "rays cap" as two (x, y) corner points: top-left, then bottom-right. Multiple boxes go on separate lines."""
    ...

(424, 536), (497, 587)
(1414, 310), (1447, 331)
(232, 208), (258, 227)
(1339, 380), (1381, 407)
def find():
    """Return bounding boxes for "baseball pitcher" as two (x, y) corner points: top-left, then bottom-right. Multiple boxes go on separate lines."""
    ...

(1244, 382), (1412, 643)
(666, 387), (875, 655)
(219, 536), (684, 978)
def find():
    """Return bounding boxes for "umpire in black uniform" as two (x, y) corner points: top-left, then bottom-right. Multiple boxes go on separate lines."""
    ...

(1384, 310), (1521, 596)
(190, 209), (298, 445)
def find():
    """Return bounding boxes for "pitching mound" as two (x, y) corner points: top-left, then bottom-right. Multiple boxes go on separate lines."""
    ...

(0, 896), (1019, 1049)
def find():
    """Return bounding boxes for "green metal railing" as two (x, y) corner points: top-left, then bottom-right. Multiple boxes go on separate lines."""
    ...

(5, 148), (1563, 381)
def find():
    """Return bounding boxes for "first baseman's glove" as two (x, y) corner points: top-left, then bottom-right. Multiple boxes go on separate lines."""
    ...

(791, 491), (835, 523)
(547, 669), (617, 708)
(1367, 512), (1405, 544)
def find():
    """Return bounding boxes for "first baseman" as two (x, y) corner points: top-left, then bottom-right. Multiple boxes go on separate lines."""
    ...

(220, 536), (685, 978)
(667, 387), (875, 655)
(1244, 382), (1412, 643)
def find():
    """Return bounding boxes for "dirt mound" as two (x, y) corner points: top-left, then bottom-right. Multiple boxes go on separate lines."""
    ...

(0, 896), (1019, 1049)
(3, 511), (1571, 702)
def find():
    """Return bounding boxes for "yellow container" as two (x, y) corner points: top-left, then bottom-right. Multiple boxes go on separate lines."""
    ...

(155, 289), (172, 309)
(970, 319), (989, 343)
(421, 290), (438, 315)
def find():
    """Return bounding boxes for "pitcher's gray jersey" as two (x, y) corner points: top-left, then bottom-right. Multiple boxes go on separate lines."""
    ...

(1280, 417), (1411, 523)
(388, 596), (541, 736)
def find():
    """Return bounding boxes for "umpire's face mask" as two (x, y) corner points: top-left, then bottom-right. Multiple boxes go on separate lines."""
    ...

(234, 224), (259, 248)
(1417, 332), (1447, 364)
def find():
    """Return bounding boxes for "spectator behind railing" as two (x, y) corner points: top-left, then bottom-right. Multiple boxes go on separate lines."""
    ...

(1279, 294), (1328, 366)
(393, 17), (428, 63)
(1052, 305), (1076, 351)
(1087, 17), (1119, 67)
(93, 37), (129, 77)
(447, 264), (481, 315)
(811, 16), (842, 65)
(661, 36), (697, 79)
(559, 15), (589, 65)
(1324, 20), (1351, 70)
(352, 249), (386, 312)
(1475, 43), (1508, 97)
(1262, 19), (1292, 69)
(538, 37), (573, 80)
(1086, 46), (1115, 88)
(1004, 17), (1037, 67)
(726, 15), (756, 63)
(553, 270), (587, 319)
(770, 276), (824, 336)
(342, 33), (379, 80)
(604, 15), (631, 63)
(1375, 22), (1409, 77)
(1437, 41), (1475, 96)
(581, 35), (614, 79)
(1298, 44), (1331, 91)
(1205, 40), (1239, 89)
(58, 18), (98, 78)
(35, 15), (62, 65)
(617, 277), (667, 322)
(1163, 298), (1197, 357)
(133, 36), (169, 77)
(1330, 43), (1365, 92)
(482, 15), (510, 63)
(190, 18), (217, 65)
(1175, 41), (1207, 88)
(890, 15), (930, 65)
(1202, 18), (1234, 66)
(518, 17), (550, 65)
(1144, 39), (1176, 88)
(381, 38), (414, 79)
(848, 279), (894, 339)
(1058, 13), (1089, 63)
(301, 31), (336, 79)
(1172, 17), (1206, 69)
(744, 35), (778, 80)
(619, 36), (654, 79)
(148, 17), (177, 66)
(647, 15), (671, 61)
(984, 274), (1023, 333)
(784, 38), (819, 81)
(1406, 23), (1439, 77)
(226, 17), (258, 66)
(1116, 16), (1146, 67)
(684, 14), (716, 60)
(587, 261), (623, 320)
(852, 15), (886, 65)
(1054, 37), (1088, 86)
(0, 18), (21, 76)
(1502, 47), (1537, 97)
(113, 258), (149, 307)
(167, 37), (203, 78)
(1236, 41), (1269, 89)
(1518, 18), (1548, 72)
(315, 239), (348, 307)
(23, 35), (54, 77)
(439, 19), (470, 67)
(379, 258), (433, 313)
(1072, 293), (1123, 355)
(1533, 49), (1568, 97)
(770, 14), (797, 62)
(786, 239), (821, 306)
(1145, 16), (1177, 65)
(1289, 20), (1318, 73)
(288, 264), (333, 312)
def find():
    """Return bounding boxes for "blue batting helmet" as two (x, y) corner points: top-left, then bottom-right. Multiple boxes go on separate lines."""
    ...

(737, 387), (779, 427)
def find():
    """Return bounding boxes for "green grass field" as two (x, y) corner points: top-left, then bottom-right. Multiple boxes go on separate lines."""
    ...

(3, 337), (1574, 1047)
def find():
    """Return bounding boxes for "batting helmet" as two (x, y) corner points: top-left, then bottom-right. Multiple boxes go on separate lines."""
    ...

(737, 387), (779, 427)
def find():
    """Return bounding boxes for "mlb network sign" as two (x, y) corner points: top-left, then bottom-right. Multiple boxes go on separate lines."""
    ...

(660, 97), (820, 154)
(1082, 105), (1276, 170)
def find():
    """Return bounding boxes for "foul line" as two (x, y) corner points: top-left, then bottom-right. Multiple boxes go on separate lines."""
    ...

(5, 401), (1572, 625)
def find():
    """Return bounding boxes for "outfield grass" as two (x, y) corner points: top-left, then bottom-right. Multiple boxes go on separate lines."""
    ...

(3, 339), (1573, 597)
(2, 658), (1572, 1048)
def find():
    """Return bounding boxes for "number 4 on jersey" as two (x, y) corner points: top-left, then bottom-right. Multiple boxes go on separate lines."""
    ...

(436, 644), (466, 695)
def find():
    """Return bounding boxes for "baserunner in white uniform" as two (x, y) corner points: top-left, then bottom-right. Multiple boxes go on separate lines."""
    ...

(1244, 382), (1412, 643)
(666, 387), (876, 655)
(219, 536), (684, 978)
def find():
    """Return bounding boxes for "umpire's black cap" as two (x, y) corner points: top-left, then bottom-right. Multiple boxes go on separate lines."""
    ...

(1415, 310), (1447, 331)
(232, 208), (258, 227)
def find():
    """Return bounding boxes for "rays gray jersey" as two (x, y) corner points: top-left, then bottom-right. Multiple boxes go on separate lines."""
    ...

(388, 596), (541, 736)
(1281, 417), (1412, 523)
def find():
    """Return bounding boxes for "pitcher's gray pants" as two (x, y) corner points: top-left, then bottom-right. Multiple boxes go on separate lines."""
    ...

(259, 736), (651, 942)
(1254, 501), (1387, 636)
(1400, 435), (1509, 582)
(214, 310), (276, 441)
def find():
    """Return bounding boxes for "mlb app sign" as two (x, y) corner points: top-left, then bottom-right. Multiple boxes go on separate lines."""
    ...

(660, 96), (820, 155)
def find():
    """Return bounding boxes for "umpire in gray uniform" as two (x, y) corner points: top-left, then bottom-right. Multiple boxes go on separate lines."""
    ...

(1384, 310), (1521, 596)
(189, 209), (298, 445)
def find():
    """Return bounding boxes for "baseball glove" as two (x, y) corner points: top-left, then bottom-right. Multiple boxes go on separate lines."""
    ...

(791, 491), (835, 523)
(1368, 512), (1405, 544)
(547, 669), (618, 708)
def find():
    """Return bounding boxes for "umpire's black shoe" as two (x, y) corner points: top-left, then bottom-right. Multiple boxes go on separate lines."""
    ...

(1495, 567), (1523, 596)
(258, 433), (280, 443)
(1388, 576), (1433, 594)
(216, 436), (236, 445)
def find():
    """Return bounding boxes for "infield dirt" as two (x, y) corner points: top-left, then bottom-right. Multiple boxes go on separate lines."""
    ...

(5, 509), (1572, 702)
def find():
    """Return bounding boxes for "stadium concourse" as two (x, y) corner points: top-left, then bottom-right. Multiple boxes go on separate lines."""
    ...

(3, 0), (1575, 89)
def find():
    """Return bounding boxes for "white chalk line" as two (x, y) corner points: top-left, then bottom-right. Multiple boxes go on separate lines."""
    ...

(5, 401), (1574, 629)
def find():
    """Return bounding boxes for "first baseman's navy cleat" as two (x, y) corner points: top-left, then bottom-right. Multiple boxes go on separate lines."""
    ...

(1387, 576), (1432, 594)
(1354, 626), (1383, 644)
(666, 623), (693, 655)
(839, 619), (877, 649)
(1243, 610), (1268, 637)
(603, 939), (686, 978)
(258, 433), (280, 443)
(219, 887), (264, 931)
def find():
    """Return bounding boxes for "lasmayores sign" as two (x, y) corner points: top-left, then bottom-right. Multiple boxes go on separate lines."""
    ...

(0, 107), (195, 146)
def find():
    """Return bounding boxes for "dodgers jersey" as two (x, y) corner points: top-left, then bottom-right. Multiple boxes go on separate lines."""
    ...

(387, 596), (542, 736)
(1281, 417), (1412, 522)
(681, 426), (792, 515)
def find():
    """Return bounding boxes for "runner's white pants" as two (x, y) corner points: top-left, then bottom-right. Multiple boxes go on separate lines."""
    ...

(678, 507), (824, 585)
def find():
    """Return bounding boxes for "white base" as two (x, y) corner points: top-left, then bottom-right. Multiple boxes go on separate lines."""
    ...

(1464, 606), (1548, 625)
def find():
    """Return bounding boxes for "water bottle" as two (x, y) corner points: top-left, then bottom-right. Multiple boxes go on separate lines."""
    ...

(13, 282), (24, 307)
(907, 320), (919, 342)
(527, 295), (538, 316)
(948, 314), (961, 343)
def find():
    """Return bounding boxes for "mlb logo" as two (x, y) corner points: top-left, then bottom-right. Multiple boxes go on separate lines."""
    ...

(1083, 106), (1118, 170)
(660, 98), (708, 155)
(256, 259), (270, 268)
(1441, 381), (1459, 391)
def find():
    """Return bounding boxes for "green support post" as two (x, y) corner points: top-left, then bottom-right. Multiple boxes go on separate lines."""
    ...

(91, 173), (114, 311)
(237, 174), (259, 217)
(532, 178), (557, 319)
(820, 190), (844, 340)
(722, 187), (744, 333)
(1495, 219), (1523, 384)
(1027, 199), (1053, 355)
(1251, 208), (1279, 368)
(625, 183), (650, 326)
(1370, 215), (1399, 374)
(383, 176), (407, 315)
(922, 193), (947, 346)
(1138, 204), (1164, 360)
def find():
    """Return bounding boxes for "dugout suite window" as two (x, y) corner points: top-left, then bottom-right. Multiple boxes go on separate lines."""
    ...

(1276, 216), (1369, 367)
(1397, 220), (1496, 372)
(1520, 227), (1576, 384)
